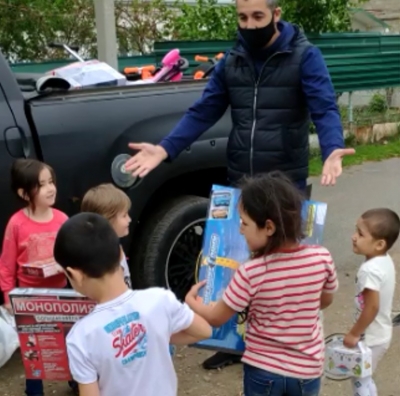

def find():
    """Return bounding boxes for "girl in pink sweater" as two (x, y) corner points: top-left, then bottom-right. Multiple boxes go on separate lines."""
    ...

(0, 159), (72, 396)
(0, 159), (68, 307)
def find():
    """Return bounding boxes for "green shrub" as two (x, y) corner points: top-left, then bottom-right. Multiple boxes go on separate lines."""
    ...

(368, 93), (387, 114)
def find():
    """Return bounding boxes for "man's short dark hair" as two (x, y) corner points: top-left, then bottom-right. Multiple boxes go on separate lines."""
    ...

(54, 212), (121, 278)
(267, 0), (278, 8)
(362, 208), (400, 250)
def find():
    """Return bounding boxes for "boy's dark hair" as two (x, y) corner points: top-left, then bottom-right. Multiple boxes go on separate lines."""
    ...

(239, 171), (304, 256)
(361, 208), (400, 250)
(11, 158), (56, 211)
(54, 212), (121, 278)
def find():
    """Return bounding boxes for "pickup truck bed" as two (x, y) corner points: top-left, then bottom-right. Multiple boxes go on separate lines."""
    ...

(0, 51), (231, 300)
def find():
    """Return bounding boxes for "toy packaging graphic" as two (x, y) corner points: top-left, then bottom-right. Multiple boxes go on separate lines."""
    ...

(21, 259), (64, 278)
(9, 288), (95, 381)
(195, 185), (328, 354)
(196, 186), (249, 354)
(301, 199), (328, 245)
(325, 335), (372, 379)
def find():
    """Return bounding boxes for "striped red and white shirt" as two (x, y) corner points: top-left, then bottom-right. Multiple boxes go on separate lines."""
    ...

(223, 245), (338, 379)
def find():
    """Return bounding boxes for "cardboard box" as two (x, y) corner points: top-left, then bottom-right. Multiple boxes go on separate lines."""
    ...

(9, 288), (95, 381)
(195, 185), (328, 354)
(50, 60), (127, 89)
(302, 199), (328, 245)
(325, 336), (372, 379)
(196, 186), (248, 353)
(21, 260), (64, 278)
(36, 60), (127, 92)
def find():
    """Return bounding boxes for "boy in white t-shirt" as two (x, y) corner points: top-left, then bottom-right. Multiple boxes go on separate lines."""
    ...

(81, 183), (133, 288)
(344, 208), (400, 396)
(54, 212), (212, 396)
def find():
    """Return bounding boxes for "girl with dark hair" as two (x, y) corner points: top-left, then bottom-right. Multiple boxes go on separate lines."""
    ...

(0, 159), (77, 396)
(185, 171), (338, 396)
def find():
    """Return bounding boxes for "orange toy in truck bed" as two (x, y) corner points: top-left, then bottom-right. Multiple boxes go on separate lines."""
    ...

(193, 53), (224, 79)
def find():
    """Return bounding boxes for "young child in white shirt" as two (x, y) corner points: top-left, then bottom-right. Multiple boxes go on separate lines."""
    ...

(81, 183), (178, 357)
(81, 183), (133, 288)
(54, 212), (212, 396)
(344, 208), (400, 396)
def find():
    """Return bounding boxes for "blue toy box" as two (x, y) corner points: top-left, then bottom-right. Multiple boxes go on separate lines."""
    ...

(195, 185), (328, 354)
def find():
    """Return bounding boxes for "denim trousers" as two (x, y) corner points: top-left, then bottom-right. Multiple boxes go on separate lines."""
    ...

(243, 364), (321, 396)
(25, 379), (43, 396)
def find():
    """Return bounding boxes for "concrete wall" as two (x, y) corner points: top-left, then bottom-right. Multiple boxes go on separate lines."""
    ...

(338, 89), (400, 108)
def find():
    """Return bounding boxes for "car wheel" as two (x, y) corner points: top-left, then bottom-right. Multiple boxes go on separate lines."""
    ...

(130, 195), (209, 301)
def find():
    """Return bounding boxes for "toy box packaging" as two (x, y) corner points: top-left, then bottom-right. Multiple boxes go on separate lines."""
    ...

(301, 199), (328, 245)
(196, 186), (249, 354)
(195, 185), (328, 354)
(21, 259), (64, 278)
(325, 336), (372, 379)
(9, 288), (95, 381)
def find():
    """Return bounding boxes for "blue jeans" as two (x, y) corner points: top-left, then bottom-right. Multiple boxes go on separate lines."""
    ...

(25, 379), (43, 396)
(243, 364), (321, 396)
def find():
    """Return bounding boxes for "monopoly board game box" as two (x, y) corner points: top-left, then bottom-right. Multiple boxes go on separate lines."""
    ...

(195, 185), (328, 354)
(21, 259), (64, 278)
(9, 288), (95, 381)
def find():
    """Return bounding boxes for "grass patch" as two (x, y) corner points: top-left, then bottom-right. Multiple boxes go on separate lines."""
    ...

(309, 134), (400, 176)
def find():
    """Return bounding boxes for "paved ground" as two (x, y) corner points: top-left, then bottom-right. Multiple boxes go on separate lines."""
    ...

(1, 159), (400, 395)
(313, 158), (400, 270)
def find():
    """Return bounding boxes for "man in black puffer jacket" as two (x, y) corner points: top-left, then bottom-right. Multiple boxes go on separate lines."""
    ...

(126, 0), (354, 370)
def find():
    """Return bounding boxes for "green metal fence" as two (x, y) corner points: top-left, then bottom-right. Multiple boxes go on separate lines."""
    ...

(153, 33), (400, 93)
(9, 32), (400, 93)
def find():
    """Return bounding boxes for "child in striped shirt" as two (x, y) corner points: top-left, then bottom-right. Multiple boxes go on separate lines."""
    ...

(185, 171), (338, 396)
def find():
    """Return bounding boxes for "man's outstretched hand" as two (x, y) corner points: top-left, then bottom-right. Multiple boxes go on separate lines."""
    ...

(321, 148), (356, 186)
(124, 143), (168, 178)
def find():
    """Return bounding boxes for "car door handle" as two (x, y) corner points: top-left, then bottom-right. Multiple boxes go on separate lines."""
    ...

(4, 125), (30, 158)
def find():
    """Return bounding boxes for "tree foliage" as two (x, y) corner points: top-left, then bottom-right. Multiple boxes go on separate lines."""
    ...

(170, 0), (369, 40)
(281, 0), (369, 34)
(0, 0), (369, 62)
(115, 0), (173, 54)
(0, 0), (97, 62)
(0, 0), (173, 62)
(168, 0), (237, 41)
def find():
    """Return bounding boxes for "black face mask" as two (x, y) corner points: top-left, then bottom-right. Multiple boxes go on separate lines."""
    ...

(238, 19), (276, 52)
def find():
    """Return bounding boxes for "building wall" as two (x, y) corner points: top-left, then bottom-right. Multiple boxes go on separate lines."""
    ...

(340, 1), (400, 107)
(363, 0), (400, 32)
(351, 19), (387, 33)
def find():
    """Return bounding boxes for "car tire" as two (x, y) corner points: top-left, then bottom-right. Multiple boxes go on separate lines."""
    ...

(130, 195), (209, 300)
